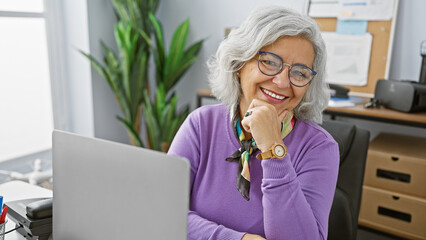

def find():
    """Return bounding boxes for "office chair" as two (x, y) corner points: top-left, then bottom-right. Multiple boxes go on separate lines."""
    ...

(321, 120), (370, 240)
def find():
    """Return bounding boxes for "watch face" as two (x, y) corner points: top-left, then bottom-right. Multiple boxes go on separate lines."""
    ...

(274, 145), (286, 157)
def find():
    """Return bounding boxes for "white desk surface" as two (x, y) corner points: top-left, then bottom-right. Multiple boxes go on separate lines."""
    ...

(0, 180), (52, 240)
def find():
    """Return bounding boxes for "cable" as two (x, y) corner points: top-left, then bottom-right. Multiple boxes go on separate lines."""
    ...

(0, 224), (23, 236)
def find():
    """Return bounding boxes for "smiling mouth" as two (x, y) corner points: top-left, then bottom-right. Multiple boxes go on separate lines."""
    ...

(261, 88), (287, 100)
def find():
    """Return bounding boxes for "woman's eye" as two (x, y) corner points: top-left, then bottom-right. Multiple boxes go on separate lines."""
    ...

(262, 60), (278, 67)
(292, 70), (306, 78)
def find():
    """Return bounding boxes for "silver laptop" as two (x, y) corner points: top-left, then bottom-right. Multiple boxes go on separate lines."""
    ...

(52, 130), (189, 240)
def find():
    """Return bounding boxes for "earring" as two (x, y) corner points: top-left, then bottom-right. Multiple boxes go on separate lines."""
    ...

(236, 72), (240, 77)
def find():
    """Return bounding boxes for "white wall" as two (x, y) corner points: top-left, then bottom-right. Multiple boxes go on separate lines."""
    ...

(60, 0), (94, 137)
(389, 0), (426, 82)
(61, 0), (129, 144)
(86, 0), (130, 144)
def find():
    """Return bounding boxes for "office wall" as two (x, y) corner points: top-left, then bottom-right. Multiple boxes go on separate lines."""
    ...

(60, 0), (94, 137)
(61, 0), (129, 144)
(85, 0), (130, 144)
(389, 0), (426, 82)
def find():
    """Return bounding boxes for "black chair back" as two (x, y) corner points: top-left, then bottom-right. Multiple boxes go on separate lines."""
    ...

(322, 121), (370, 240)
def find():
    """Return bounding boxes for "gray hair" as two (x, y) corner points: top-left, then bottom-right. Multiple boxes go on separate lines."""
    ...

(208, 6), (329, 124)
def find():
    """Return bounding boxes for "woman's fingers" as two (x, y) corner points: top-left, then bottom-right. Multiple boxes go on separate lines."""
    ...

(278, 109), (290, 122)
(240, 99), (284, 151)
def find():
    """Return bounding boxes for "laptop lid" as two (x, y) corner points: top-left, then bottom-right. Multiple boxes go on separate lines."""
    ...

(52, 130), (189, 240)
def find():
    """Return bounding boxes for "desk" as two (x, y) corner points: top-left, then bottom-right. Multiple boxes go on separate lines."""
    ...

(325, 104), (426, 128)
(196, 89), (426, 128)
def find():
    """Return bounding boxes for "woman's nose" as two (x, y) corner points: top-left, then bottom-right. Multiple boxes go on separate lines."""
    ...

(272, 65), (291, 88)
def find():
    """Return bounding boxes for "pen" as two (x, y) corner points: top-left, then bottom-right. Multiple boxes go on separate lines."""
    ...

(0, 206), (7, 224)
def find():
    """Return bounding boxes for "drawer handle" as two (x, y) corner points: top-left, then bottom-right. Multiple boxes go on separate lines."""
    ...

(392, 196), (400, 200)
(378, 206), (411, 222)
(376, 169), (411, 183)
(391, 156), (399, 161)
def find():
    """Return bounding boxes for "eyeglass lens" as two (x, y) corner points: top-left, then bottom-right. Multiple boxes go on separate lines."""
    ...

(258, 51), (315, 87)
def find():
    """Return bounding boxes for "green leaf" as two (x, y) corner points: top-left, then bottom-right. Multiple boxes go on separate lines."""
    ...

(164, 19), (189, 85)
(117, 116), (144, 147)
(164, 56), (198, 91)
(136, 50), (149, 105)
(148, 13), (165, 80)
(154, 84), (166, 121)
(143, 91), (161, 150)
(183, 40), (203, 63)
(80, 51), (108, 85)
(111, 0), (130, 22)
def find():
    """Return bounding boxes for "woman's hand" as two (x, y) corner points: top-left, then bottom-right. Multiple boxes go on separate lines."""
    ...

(241, 99), (288, 152)
(242, 233), (267, 240)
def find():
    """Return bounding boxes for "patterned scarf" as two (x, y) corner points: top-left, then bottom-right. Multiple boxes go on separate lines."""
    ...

(226, 104), (295, 201)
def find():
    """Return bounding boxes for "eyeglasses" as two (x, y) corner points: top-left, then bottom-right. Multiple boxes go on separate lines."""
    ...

(258, 51), (317, 87)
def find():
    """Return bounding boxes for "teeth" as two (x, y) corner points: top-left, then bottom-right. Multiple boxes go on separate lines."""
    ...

(262, 88), (285, 100)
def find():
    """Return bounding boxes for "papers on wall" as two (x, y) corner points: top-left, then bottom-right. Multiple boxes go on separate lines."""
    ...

(308, 0), (340, 18)
(322, 32), (372, 86)
(336, 20), (367, 35)
(308, 0), (395, 21)
(338, 0), (395, 20)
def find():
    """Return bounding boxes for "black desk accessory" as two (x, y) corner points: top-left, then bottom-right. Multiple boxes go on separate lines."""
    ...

(374, 79), (426, 112)
(5, 198), (52, 240)
(329, 83), (349, 99)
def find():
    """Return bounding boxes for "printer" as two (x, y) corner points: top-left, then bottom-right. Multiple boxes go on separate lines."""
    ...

(374, 42), (426, 113)
(375, 79), (426, 113)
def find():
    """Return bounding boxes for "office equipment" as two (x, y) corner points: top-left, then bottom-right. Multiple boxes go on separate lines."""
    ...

(375, 79), (426, 112)
(5, 198), (52, 240)
(52, 130), (190, 240)
(359, 133), (426, 239)
(321, 121), (370, 240)
(26, 198), (52, 219)
(0, 181), (52, 240)
(329, 83), (349, 98)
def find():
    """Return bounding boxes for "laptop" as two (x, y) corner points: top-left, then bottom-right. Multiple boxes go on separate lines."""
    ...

(52, 130), (190, 240)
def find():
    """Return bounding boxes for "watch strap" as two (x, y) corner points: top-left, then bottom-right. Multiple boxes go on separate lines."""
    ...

(256, 143), (287, 160)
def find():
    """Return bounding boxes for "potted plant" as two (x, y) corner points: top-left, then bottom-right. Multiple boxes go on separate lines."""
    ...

(81, 0), (203, 151)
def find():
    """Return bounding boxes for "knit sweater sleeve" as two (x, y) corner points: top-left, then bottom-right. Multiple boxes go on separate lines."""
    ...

(261, 133), (339, 240)
(168, 109), (246, 240)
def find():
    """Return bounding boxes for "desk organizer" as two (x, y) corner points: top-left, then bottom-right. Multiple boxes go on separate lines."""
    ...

(359, 133), (426, 240)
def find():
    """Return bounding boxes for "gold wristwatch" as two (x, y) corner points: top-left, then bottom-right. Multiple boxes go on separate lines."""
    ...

(256, 143), (287, 160)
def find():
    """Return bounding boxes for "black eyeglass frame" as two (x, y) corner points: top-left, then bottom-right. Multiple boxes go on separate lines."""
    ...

(257, 50), (317, 87)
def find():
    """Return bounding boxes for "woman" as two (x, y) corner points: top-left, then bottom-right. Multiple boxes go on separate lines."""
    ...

(168, 6), (339, 240)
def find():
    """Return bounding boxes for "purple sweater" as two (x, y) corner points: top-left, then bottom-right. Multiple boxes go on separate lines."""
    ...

(168, 104), (339, 240)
